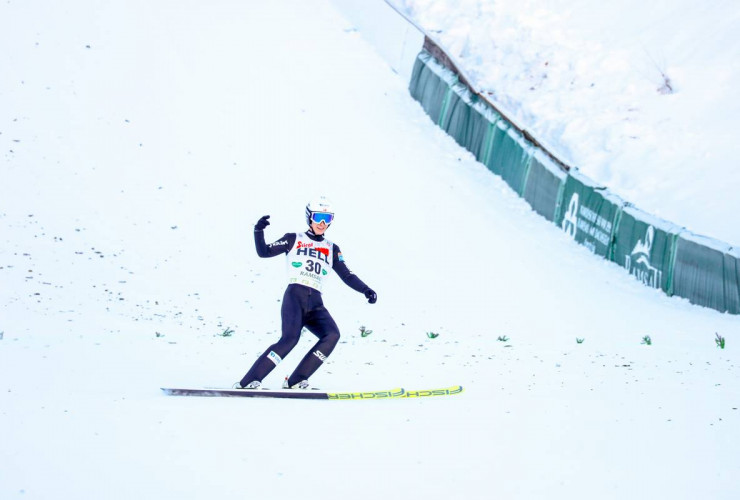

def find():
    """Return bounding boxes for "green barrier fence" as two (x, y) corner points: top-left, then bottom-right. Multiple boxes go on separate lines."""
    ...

(439, 81), (472, 147)
(611, 205), (682, 293)
(672, 235), (740, 314)
(522, 150), (566, 222)
(726, 248), (740, 314)
(556, 170), (626, 258)
(467, 101), (500, 164)
(408, 51), (455, 125)
(430, 61), (501, 164)
(408, 49), (740, 314)
(485, 121), (534, 196)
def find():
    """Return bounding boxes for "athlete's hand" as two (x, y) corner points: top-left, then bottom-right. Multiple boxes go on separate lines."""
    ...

(254, 215), (270, 231)
(364, 288), (377, 304)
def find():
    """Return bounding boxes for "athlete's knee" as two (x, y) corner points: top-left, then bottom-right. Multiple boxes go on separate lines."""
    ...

(273, 336), (299, 356)
(326, 329), (340, 345)
(320, 330), (340, 353)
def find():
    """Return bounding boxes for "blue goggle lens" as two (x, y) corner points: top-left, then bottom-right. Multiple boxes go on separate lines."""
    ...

(310, 212), (334, 224)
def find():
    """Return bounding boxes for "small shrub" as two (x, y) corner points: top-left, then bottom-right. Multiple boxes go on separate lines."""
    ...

(218, 328), (235, 337)
(716, 333), (726, 349)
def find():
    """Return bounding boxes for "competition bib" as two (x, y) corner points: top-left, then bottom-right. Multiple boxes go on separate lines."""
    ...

(285, 233), (333, 291)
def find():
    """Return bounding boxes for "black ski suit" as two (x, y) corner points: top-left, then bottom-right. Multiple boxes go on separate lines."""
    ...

(240, 227), (373, 388)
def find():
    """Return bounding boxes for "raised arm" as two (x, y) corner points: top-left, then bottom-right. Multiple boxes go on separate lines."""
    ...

(253, 215), (295, 258)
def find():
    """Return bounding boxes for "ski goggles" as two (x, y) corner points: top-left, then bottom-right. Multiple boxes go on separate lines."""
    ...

(310, 212), (334, 225)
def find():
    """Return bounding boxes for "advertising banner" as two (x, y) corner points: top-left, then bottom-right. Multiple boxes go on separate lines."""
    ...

(556, 170), (626, 258)
(611, 205), (682, 293)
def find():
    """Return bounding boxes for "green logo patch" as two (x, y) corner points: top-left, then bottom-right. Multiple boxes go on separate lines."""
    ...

(292, 262), (302, 268)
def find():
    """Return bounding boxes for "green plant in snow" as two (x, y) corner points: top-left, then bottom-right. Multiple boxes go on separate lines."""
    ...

(641, 335), (652, 346)
(426, 331), (439, 339)
(218, 328), (235, 337)
(716, 333), (726, 349)
(576, 338), (585, 344)
(359, 325), (373, 337)
(497, 336), (509, 342)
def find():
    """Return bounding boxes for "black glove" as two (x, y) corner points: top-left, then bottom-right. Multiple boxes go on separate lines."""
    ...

(255, 215), (270, 231)
(364, 288), (377, 304)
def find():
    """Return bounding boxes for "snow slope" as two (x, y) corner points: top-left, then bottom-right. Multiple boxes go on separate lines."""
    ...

(1, 1), (738, 499)
(391, 0), (740, 246)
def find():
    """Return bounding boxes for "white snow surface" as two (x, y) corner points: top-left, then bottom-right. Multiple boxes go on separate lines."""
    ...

(391, 0), (740, 246)
(1, 1), (739, 499)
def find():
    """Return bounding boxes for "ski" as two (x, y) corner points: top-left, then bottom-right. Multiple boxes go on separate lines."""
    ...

(396, 385), (464, 398)
(160, 385), (463, 400)
(328, 385), (464, 399)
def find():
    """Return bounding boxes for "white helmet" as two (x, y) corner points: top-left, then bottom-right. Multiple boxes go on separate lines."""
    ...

(305, 196), (334, 226)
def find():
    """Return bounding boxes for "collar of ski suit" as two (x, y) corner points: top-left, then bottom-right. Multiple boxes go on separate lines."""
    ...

(305, 229), (325, 242)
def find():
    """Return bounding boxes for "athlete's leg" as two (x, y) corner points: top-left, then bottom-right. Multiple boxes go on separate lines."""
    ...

(286, 298), (340, 387)
(239, 286), (305, 387)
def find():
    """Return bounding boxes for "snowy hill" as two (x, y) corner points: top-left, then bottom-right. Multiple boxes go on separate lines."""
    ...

(391, 0), (740, 247)
(1, 1), (739, 499)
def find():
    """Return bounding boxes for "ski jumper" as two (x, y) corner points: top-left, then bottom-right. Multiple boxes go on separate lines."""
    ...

(240, 228), (371, 388)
